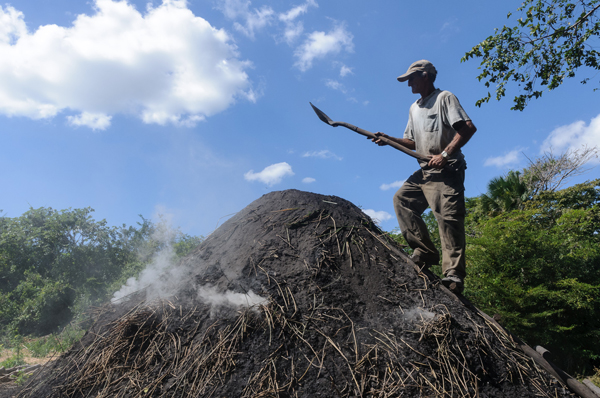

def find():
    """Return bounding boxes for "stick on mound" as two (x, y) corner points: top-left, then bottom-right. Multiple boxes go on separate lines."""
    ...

(18, 190), (574, 398)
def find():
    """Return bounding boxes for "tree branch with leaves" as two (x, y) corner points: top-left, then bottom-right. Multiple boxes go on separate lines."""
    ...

(463, 0), (600, 110)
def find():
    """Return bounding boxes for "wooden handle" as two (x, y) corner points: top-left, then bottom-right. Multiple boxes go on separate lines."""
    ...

(337, 122), (430, 162)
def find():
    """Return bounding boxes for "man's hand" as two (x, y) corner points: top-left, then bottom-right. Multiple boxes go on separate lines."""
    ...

(428, 154), (447, 169)
(427, 120), (476, 169)
(370, 132), (388, 146)
(370, 133), (417, 151)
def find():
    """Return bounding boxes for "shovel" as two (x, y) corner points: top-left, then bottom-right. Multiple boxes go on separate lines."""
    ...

(309, 102), (429, 162)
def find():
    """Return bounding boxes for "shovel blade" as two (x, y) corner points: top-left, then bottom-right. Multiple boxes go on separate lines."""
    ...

(310, 102), (334, 126)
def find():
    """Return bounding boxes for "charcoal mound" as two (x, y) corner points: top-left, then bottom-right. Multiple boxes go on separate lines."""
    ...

(17, 189), (574, 397)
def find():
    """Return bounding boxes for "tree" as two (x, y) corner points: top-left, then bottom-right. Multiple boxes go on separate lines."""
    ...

(478, 170), (530, 215)
(0, 207), (205, 335)
(522, 145), (599, 195)
(463, 0), (600, 110)
(0, 207), (140, 334)
(465, 179), (600, 374)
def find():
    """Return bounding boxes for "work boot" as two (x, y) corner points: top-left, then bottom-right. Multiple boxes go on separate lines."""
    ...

(409, 255), (428, 272)
(442, 276), (464, 294)
(409, 254), (437, 271)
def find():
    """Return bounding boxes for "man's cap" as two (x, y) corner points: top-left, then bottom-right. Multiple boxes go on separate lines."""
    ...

(397, 60), (437, 82)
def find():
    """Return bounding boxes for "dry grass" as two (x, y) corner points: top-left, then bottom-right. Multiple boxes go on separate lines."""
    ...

(18, 300), (258, 398)
(0, 346), (54, 367)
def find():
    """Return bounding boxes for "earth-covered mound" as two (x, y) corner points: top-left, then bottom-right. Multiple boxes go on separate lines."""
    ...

(17, 189), (573, 397)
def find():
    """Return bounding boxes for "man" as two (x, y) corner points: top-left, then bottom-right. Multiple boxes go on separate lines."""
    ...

(373, 60), (476, 294)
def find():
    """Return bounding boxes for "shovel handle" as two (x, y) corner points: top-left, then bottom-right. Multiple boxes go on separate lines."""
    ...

(336, 122), (430, 162)
(309, 102), (429, 162)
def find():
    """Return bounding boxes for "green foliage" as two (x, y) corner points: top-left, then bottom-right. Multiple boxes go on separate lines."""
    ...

(173, 234), (204, 258)
(0, 207), (203, 336)
(24, 323), (86, 357)
(478, 170), (530, 215)
(14, 370), (31, 386)
(0, 333), (26, 368)
(465, 179), (600, 374)
(463, 0), (600, 110)
(0, 354), (26, 369)
(25, 336), (55, 358)
(0, 207), (139, 334)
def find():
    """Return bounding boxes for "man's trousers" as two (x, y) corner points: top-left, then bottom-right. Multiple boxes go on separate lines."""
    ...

(393, 167), (466, 279)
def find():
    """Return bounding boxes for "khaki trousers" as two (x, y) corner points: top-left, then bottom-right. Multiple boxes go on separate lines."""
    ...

(393, 167), (466, 279)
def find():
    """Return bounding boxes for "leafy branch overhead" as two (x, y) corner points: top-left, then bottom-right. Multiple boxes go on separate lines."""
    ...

(463, 0), (600, 110)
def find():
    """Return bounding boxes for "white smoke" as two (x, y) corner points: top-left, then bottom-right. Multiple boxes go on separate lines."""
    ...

(111, 213), (266, 313)
(111, 213), (180, 302)
(196, 284), (267, 314)
(403, 307), (436, 323)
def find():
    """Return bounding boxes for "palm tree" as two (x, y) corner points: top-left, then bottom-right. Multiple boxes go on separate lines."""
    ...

(479, 171), (530, 215)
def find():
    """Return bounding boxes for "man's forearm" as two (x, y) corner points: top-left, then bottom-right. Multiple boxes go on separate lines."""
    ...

(428, 120), (476, 169)
(444, 121), (476, 156)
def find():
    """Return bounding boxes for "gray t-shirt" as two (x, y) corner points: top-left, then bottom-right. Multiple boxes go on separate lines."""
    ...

(404, 89), (471, 170)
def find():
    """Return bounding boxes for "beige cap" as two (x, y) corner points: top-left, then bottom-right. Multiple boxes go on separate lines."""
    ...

(397, 60), (437, 82)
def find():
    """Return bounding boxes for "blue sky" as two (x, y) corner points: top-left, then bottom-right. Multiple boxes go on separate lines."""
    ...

(1, 0), (599, 237)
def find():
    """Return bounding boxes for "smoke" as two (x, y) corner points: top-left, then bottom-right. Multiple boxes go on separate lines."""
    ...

(196, 284), (267, 316)
(111, 213), (180, 302)
(111, 213), (266, 312)
(403, 307), (436, 323)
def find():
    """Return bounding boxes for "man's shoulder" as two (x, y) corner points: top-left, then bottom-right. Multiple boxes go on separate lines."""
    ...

(423, 89), (454, 104)
(434, 90), (464, 108)
(436, 89), (456, 99)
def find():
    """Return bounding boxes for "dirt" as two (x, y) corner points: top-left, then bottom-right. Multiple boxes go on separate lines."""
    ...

(10, 189), (576, 397)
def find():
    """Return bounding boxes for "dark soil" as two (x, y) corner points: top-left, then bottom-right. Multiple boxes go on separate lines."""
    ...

(13, 189), (576, 397)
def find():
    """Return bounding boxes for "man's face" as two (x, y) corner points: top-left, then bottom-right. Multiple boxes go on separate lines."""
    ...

(407, 72), (426, 94)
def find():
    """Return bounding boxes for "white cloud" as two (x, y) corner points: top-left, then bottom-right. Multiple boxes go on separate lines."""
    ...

(340, 65), (353, 77)
(325, 79), (348, 93)
(279, 0), (317, 44)
(67, 112), (112, 130)
(439, 18), (460, 42)
(0, 5), (26, 45)
(294, 22), (354, 71)
(279, 0), (317, 23)
(541, 114), (600, 162)
(363, 209), (392, 225)
(302, 177), (315, 183)
(302, 149), (343, 160)
(380, 180), (405, 191)
(215, 0), (250, 19)
(282, 21), (304, 44)
(484, 148), (524, 168)
(0, 1), (255, 129)
(244, 162), (294, 186)
(234, 6), (275, 39)
(216, 0), (274, 39)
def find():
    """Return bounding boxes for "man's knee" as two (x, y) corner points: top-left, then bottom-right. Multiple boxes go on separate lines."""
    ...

(394, 185), (427, 213)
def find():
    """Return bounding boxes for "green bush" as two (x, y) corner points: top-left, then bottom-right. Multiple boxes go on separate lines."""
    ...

(465, 179), (600, 374)
(0, 333), (26, 368)
(0, 208), (153, 335)
(0, 354), (26, 368)
(24, 323), (85, 357)
(0, 206), (204, 340)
